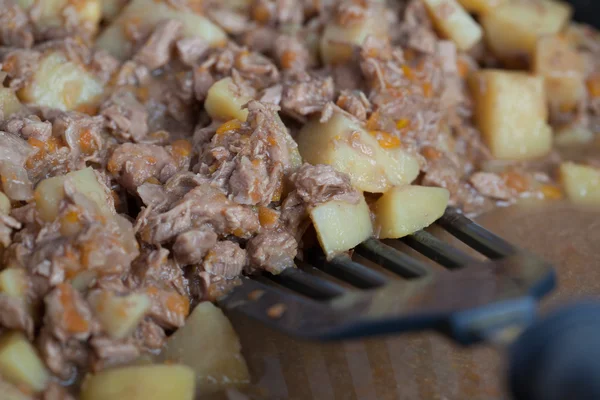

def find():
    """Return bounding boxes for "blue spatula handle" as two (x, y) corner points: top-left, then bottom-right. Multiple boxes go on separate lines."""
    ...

(509, 302), (600, 400)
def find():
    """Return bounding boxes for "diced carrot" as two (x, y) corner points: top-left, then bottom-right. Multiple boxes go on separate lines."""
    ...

(422, 82), (433, 98)
(402, 65), (415, 81)
(540, 184), (563, 200)
(166, 293), (190, 317)
(280, 50), (297, 69)
(457, 58), (470, 78)
(216, 119), (242, 135)
(78, 128), (96, 155)
(421, 146), (442, 160)
(395, 118), (411, 130)
(57, 283), (89, 333)
(500, 171), (528, 193)
(587, 75), (600, 98)
(258, 206), (279, 228)
(170, 139), (192, 158)
(368, 130), (402, 149)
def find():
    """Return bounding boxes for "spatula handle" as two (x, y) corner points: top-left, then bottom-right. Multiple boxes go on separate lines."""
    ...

(509, 302), (600, 400)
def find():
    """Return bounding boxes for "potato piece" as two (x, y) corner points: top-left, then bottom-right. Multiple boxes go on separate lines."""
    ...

(560, 162), (600, 206)
(481, 1), (572, 65)
(320, 5), (387, 65)
(533, 35), (586, 113)
(0, 88), (23, 119)
(156, 302), (250, 395)
(297, 112), (420, 193)
(16, 0), (101, 36)
(423, 0), (483, 51)
(469, 70), (552, 160)
(0, 332), (49, 392)
(89, 292), (150, 339)
(0, 378), (33, 400)
(96, 0), (226, 60)
(374, 186), (449, 239)
(0, 269), (27, 298)
(310, 194), (373, 258)
(0, 191), (10, 215)
(456, 0), (504, 14)
(205, 78), (252, 122)
(554, 124), (593, 147)
(34, 167), (113, 222)
(81, 364), (195, 400)
(101, 0), (128, 21)
(17, 51), (103, 111)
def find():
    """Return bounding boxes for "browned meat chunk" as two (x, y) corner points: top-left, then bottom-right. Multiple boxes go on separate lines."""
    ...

(202, 240), (247, 280)
(173, 228), (218, 266)
(133, 319), (166, 350)
(0, 0), (34, 48)
(336, 90), (371, 121)
(37, 328), (88, 381)
(281, 72), (334, 117)
(0, 293), (34, 337)
(128, 247), (187, 295)
(101, 89), (149, 142)
(145, 285), (190, 329)
(246, 229), (297, 274)
(43, 283), (95, 342)
(289, 163), (361, 207)
(1, 115), (52, 142)
(133, 19), (183, 70)
(89, 336), (140, 371)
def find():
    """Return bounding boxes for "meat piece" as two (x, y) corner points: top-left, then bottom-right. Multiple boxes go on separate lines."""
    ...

(133, 319), (166, 350)
(128, 247), (187, 295)
(2, 49), (40, 90)
(246, 229), (297, 274)
(42, 381), (77, 400)
(242, 26), (278, 54)
(280, 191), (309, 239)
(133, 19), (183, 70)
(138, 184), (260, 244)
(138, 171), (202, 212)
(0, 115), (52, 142)
(336, 90), (371, 121)
(281, 72), (334, 117)
(259, 84), (283, 105)
(176, 37), (209, 66)
(469, 172), (515, 201)
(89, 336), (140, 371)
(51, 111), (104, 159)
(398, 0), (438, 54)
(0, 0), (34, 48)
(37, 328), (88, 381)
(0, 213), (20, 247)
(274, 35), (310, 71)
(0, 130), (34, 167)
(229, 156), (274, 205)
(202, 241), (246, 279)
(289, 163), (361, 207)
(100, 89), (149, 142)
(90, 50), (121, 84)
(0, 293), (34, 338)
(207, 8), (250, 34)
(107, 143), (178, 192)
(145, 286), (189, 329)
(44, 283), (95, 342)
(173, 228), (218, 265)
(193, 66), (215, 101)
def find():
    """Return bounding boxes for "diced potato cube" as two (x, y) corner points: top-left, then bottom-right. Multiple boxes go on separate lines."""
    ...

(0, 88), (23, 119)
(89, 292), (150, 339)
(456, 0), (505, 14)
(320, 6), (388, 65)
(297, 112), (420, 193)
(81, 364), (195, 400)
(96, 0), (227, 61)
(156, 302), (250, 395)
(0, 269), (27, 298)
(0, 192), (10, 215)
(533, 35), (586, 113)
(34, 167), (113, 222)
(17, 52), (104, 111)
(554, 124), (593, 147)
(16, 0), (101, 36)
(101, 0), (128, 21)
(310, 194), (373, 258)
(0, 332), (49, 392)
(374, 186), (449, 239)
(423, 0), (483, 51)
(0, 378), (33, 400)
(205, 78), (252, 122)
(481, 1), (572, 65)
(560, 162), (600, 206)
(469, 70), (552, 160)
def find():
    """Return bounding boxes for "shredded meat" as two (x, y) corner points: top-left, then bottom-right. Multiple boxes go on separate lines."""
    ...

(202, 241), (247, 280)
(173, 228), (218, 265)
(281, 72), (335, 117)
(246, 229), (297, 274)
(133, 19), (183, 70)
(101, 88), (149, 142)
(289, 163), (361, 207)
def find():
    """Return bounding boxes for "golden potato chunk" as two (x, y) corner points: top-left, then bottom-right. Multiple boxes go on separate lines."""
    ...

(18, 51), (103, 111)
(320, 5), (388, 65)
(533, 35), (586, 113)
(0, 332), (49, 392)
(469, 70), (552, 160)
(310, 194), (373, 258)
(101, 0), (128, 21)
(0, 269), (28, 298)
(374, 186), (449, 239)
(96, 0), (227, 60)
(156, 302), (250, 395)
(481, 1), (572, 65)
(456, 0), (505, 14)
(297, 112), (420, 193)
(0, 88), (23, 119)
(423, 0), (483, 51)
(205, 78), (252, 122)
(34, 167), (113, 222)
(560, 162), (600, 206)
(16, 0), (101, 37)
(0, 191), (10, 215)
(554, 125), (593, 147)
(81, 364), (195, 400)
(89, 292), (151, 339)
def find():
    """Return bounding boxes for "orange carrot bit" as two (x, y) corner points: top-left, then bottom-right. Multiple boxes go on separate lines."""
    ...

(216, 119), (242, 135)
(171, 139), (192, 158)
(402, 64), (415, 81)
(368, 130), (402, 149)
(280, 50), (297, 69)
(540, 184), (563, 200)
(166, 292), (190, 317)
(258, 206), (279, 228)
(421, 146), (442, 161)
(500, 171), (529, 193)
(395, 118), (411, 130)
(587, 75), (600, 98)
(422, 82), (433, 98)
(78, 128), (96, 155)
(57, 283), (89, 334)
(366, 111), (381, 131)
(457, 58), (470, 78)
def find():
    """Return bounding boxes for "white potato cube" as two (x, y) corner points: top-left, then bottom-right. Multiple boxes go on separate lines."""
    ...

(481, 1), (572, 65)
(17, 52), (104, 111)
(554, 125), (593, 147)
(423, 0), (483, 51)
(456, 0), (505, 14)
(469, 70), (552, 160)
(310, 194), (373, 259)
(156, 302), (250, 395)
(96, 0), (227, 60)
(205, 78), (252, 122)
(0, 332), (49, 392)
(89, 292), (151, 340)
(0, 269), (28, 298)
(560, 162), (600, 206)
(374, 186), (449, 239)
(0, 88), (23, 119)
(0, 192), (10, 215)
(81, 364), (195, 400)
(297, 112), (420, 193)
